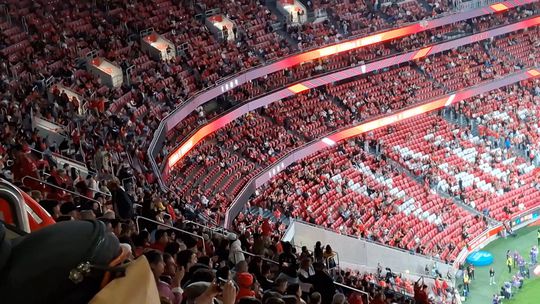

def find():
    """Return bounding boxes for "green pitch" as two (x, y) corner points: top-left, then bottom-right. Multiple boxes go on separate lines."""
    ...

(504, 277), (540, 304)
(464, 226), (539, 304)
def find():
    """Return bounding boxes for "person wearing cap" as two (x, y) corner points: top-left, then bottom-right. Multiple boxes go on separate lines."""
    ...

(59, 202), (80, 220)
(39, 199), (61, 220)
(236, 272), (256, 302)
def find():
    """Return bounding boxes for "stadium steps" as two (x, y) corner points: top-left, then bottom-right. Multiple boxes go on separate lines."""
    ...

(324, 8), (347, 36)
(218, 148), (258, 194)
(416, 0), (434, 13)
(325, 87), (358, 119)
(482, 39), (524, 68)
(410, 61), (450, 94)
(264, 1), (300, 51)
(439, 109), (535, 167)
(365, 137), (498, 224)
(247, 206), (290, 225)
(291, 0), (316, 22)
(181, 141), (217, 186)
(257, 106), (309, 142)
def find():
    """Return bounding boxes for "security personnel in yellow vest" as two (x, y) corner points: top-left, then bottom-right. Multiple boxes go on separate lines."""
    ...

(463, 272), (470, 296)
(507, 256), (513, 273)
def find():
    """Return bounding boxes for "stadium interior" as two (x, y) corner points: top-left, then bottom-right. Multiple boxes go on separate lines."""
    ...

(1, 0), (540, 303)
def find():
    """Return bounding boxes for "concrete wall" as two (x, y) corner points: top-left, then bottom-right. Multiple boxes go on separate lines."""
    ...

(290, 221), (454, 277)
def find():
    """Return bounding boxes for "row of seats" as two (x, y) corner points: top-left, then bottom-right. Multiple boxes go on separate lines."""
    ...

(165, 28), (540, 239)
(247, 141), (486, 262)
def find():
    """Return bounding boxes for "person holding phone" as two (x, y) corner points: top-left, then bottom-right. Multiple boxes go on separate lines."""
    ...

(186, 280), (237, 304)
(413, 277), (429, 304)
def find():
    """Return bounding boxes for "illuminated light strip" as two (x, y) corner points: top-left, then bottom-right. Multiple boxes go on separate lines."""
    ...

(445, 94), (456, 107)
(288, 83), (309, 93)
(164, 17), (540, 170)
(327, 69), (540, 144)
(412, 46), (433, 60)
(159, 0), (538, 133)
(322, 137), (336, 146)
(223, 68), (540, 228)
(528, 69), (540, 77)
(491, 3), (509, 11)
(359, 33), (384, 46)
(360, 65), (367, 74)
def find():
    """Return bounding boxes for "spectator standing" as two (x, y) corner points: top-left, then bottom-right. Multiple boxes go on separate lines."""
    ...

(489, 267), (496, 286)
(108, 180), (133, 220)
(150, 229), (170, 252)
(236, 273), (256, 302)
(506, 255), (513, 273)
(286, 283), (306, 304)
(463, 272), (470, 297)
(323, 245), (336, 269)
(413, 278), (429, 304)
(228, 233), (245, 265)
(313, 242), (324, 264)
(159, 252), (184, 304)
(531, 246), (538, 264)
(306, 262), (336, 304)
(145, 250), (183, 304)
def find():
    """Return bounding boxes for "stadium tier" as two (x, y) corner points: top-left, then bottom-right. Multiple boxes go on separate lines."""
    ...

(1, 0), (540, 303)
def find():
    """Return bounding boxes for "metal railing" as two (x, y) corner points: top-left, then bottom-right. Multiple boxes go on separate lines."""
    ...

(293, 219), (449, 265)
(29, 147), (96, 177)
(135, 216), (206, 255)
(290, 243), (341, 271)
(183, 220), (228, 238)
(21, 176), (104, 213)
(147, 1), (540, 189)
(334, 282), (371, 303)
(233, 249), (280, 266)
(158, 12), (540, 190)
(223, 66), (540, 228)
(457, 0), (502, 10)
(0, 178), (30, 233)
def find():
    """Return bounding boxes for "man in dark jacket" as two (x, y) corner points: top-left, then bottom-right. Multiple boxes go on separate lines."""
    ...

(108, 180), (133, 220)
(304, 262), (336, 304)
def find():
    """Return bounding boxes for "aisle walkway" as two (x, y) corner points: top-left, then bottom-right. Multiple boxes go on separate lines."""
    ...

(466, 226), (538, 304)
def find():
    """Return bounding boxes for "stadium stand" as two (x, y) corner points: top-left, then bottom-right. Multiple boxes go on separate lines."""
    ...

(1, 0), (540, 303)
(164, 27), (540, 214)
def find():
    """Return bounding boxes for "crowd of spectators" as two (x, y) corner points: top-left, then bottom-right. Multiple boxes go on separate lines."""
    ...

(167, 26), (540, 215)
(444, 79), (540, 220)
(161, 3), (539, 157)
(11, 176), (434, 304)
(2, 2), (540, 303)
(245, 138), (486, 262)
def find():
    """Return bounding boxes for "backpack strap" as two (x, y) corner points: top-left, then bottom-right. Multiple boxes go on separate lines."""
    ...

(100, 244), (131, 288)
(0, 223), (11, 272)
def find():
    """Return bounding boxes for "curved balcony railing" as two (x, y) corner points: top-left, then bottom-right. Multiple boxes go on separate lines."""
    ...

(222, 67), (540, 228)
(135, 216), (206, 255)
(21, 176), (104, 214)
(160, 15), (540, 183)
(147, 0), (537, 189)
